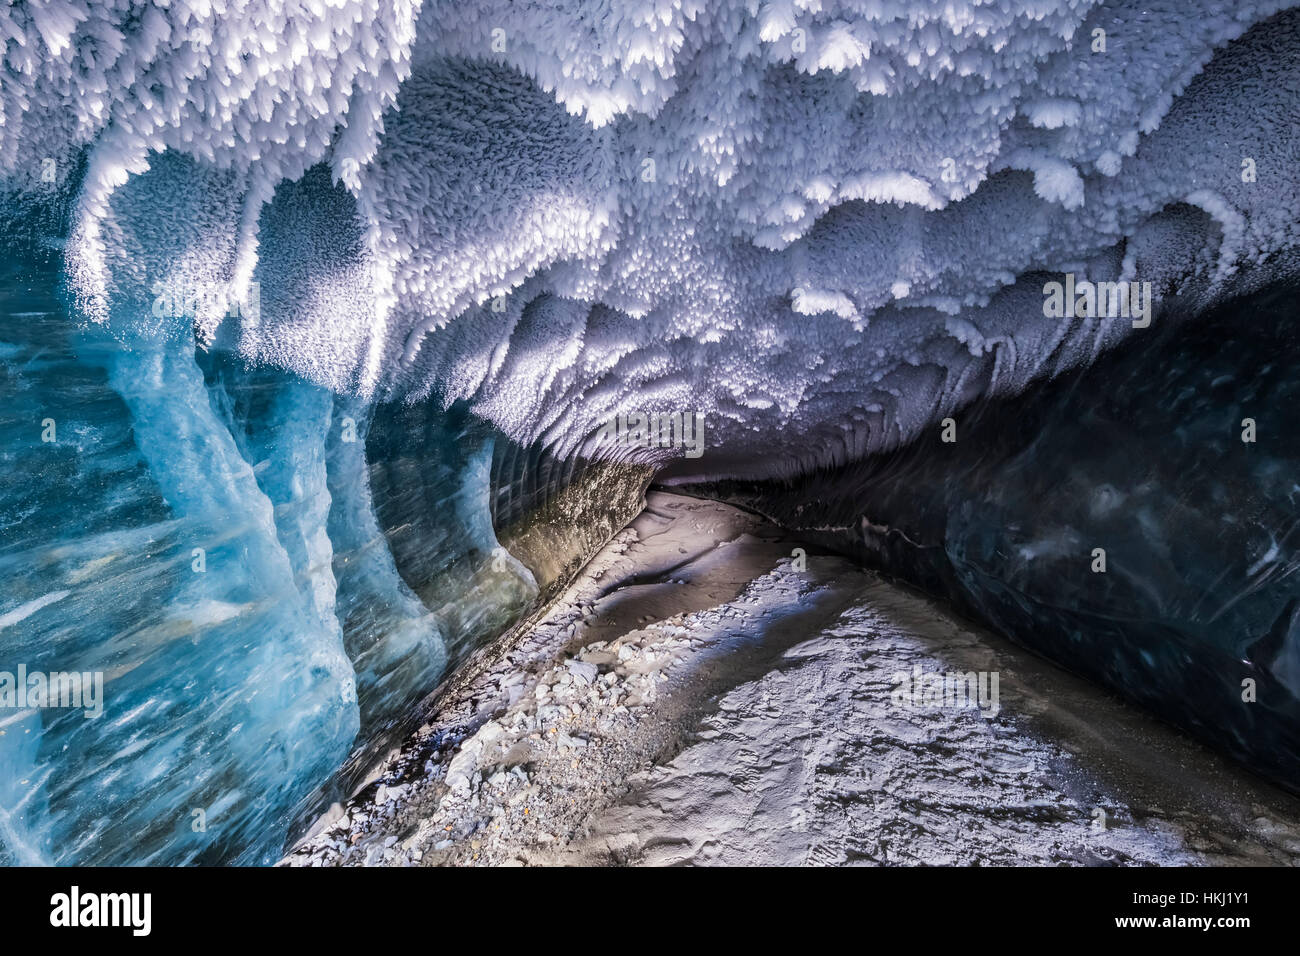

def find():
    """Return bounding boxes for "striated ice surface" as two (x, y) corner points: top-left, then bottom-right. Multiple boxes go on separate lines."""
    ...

(0, 252), (547, 863)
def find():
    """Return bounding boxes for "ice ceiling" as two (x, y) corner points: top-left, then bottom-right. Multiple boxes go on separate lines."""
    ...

(4, 0), (1300, 476)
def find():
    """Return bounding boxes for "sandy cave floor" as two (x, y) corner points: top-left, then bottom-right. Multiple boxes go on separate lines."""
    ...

(283, 492), (1300, 867)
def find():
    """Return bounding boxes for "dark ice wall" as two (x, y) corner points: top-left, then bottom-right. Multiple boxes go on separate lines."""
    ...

(693, 282), (1300, 793)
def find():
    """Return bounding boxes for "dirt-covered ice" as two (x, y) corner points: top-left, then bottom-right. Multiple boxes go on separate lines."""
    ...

(284, 492), (1300, 867)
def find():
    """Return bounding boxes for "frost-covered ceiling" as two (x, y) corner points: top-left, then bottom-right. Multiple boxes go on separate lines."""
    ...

(4, 0), (1299, 476)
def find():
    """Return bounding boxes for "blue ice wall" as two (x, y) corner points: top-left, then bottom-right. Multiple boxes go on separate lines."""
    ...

(0, 250), (545, 864)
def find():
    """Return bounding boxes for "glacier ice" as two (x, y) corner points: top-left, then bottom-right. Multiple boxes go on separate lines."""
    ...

(0, 249), (601, 864)
(691, 281), (1300, 792)
(2, 0), (1300, 862)
(2, 0), (1298, 468)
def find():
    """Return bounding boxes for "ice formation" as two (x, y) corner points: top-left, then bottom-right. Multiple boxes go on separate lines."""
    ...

(3, 0), (1300, 864)
(3, 0), (1298, 473)
(701, 283), (1300, 795)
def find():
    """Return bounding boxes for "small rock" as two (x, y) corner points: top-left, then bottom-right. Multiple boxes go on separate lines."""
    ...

(566, 659), (599, 685)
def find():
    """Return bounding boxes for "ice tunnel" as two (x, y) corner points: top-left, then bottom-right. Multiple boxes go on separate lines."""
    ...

(2, 0), (1300, 866)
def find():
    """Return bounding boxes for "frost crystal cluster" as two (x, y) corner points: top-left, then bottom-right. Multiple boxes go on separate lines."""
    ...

(3, 0), (1298, 473)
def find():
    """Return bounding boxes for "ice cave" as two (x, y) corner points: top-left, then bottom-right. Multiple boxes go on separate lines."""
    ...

(2, 0), (1300, 868)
